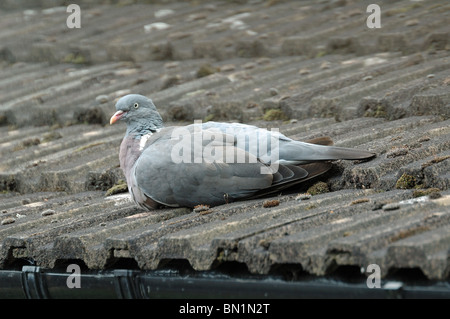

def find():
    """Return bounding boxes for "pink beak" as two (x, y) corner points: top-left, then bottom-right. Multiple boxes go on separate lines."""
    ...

(110, 110), (126, 125)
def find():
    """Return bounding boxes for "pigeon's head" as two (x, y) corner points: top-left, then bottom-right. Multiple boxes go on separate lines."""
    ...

(110, 94), (163, 133)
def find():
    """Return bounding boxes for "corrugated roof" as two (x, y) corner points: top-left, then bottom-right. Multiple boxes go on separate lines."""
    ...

(0, 0), (449, 284)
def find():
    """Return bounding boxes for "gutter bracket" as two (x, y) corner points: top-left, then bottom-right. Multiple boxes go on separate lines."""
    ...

(113, 269), (143, 299)
(21, 266), (50, 299)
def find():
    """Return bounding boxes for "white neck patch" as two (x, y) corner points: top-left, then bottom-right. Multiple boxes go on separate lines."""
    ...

(139, 133), (152, 151)
(139, 129), (160, 151)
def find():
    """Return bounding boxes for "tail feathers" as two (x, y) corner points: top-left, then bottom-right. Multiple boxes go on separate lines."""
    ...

(305, 136), (375, 160)
(247, 136), (374, 199)
(280, 140), (375, 163)
(324, 146), (376, 160)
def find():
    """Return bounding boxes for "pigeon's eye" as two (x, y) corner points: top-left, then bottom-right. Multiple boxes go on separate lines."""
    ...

(133, 103), (139, 109)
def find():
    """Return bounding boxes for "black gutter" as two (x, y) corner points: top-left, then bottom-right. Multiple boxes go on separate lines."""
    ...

(0, 266), (449, 299)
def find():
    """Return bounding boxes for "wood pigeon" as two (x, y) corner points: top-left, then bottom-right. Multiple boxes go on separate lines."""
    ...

(110, 94), (375, 209)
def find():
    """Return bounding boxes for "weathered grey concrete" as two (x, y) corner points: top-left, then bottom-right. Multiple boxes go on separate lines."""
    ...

(0, 0), (449, 282)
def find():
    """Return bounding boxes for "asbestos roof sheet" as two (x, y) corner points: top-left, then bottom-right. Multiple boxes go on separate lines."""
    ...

(0, 0), (449, 283)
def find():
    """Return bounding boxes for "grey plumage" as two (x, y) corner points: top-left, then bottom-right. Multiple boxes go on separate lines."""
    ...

(110, 94), (375, 209)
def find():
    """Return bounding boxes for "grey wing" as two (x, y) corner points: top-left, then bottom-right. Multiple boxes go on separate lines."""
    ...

(133, 128), (274, 208)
